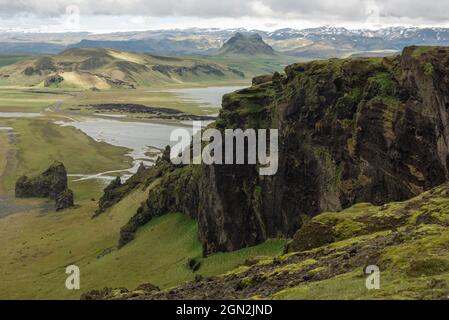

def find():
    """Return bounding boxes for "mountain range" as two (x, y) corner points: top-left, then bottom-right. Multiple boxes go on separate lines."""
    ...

(2, 27), (449, 59)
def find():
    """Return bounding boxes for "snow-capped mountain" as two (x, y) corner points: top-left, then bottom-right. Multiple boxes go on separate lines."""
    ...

(2, 26), (449, 58)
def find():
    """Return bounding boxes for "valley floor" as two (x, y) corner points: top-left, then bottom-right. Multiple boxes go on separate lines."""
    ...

(0, 83), (288, 300)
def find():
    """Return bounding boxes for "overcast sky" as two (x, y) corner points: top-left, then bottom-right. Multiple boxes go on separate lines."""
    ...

(1, 0), (449, 32)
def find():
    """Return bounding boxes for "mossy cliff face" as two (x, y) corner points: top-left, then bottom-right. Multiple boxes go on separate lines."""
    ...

(120, 46), (449, 256)
(198, 46), (449, 255)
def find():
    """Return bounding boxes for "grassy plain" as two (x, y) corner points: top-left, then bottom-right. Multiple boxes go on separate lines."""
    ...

(0, 87), (75, 112)
(0, 188), (286, 299)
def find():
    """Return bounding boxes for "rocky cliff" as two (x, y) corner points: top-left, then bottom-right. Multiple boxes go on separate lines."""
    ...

(117, 46), (449, 256)
(15, 162), (74, 211)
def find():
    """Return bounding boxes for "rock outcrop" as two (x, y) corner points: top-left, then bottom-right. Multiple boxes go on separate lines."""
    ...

(94, 155), (173, 218)
(117, 46), (449, 256)
(119, 164), (200, 247)
(15, 162), (74, 211)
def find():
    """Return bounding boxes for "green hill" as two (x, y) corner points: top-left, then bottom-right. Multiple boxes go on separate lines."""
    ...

(0, 48), (246, 89)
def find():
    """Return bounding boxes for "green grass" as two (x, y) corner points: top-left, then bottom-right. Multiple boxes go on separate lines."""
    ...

(270, 270), (375, 300)
(369, 72), (396, 96)
(199, 239), (287, 278)
(0, 88), (73, 112)
(0, 118), (132, 194)
(0, 199), (286, 299)
(81, 213), (286, 293)
(0, 186), (146, 299)
(268, 184), (449, 300)
(70, 178), (109, 203)
(424, 62), (435, 76)
(271, 267), (449, 300)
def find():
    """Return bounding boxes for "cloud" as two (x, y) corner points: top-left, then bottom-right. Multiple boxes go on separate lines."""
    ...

(1, 0), (449, 30)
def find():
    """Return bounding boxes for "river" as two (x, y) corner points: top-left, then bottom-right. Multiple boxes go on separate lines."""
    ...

(58, 85), (245, 182)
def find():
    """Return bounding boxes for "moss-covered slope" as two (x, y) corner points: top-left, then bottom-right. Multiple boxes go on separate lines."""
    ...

(87, 182), (449, 300)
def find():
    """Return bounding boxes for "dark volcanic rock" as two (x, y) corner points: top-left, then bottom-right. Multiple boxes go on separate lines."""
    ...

(88, 103), (216, 121)
(252, 74), (273, 86)
(22, 57), (57, 76)
(91, 103), (184, 115)
(15, 162), (69, 199)
(55, 189), (74, 211)
(93, 177), (123, 217)
(95, 154), (174, 218)
(118, 46), (449, 255)
(15, 162), (74, 211)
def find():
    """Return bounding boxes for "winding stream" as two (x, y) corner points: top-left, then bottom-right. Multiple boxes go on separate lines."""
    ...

(59, 118), (195, 181)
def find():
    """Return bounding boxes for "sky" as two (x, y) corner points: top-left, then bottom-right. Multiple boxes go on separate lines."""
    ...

(1, 0), (449, 33)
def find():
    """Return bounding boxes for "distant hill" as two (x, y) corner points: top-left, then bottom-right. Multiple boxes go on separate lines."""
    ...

(69, 39), (218, 56)
(0, 48), (245, 89)
(218, 33), (276, 57)
(0, 42), (65, 55)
